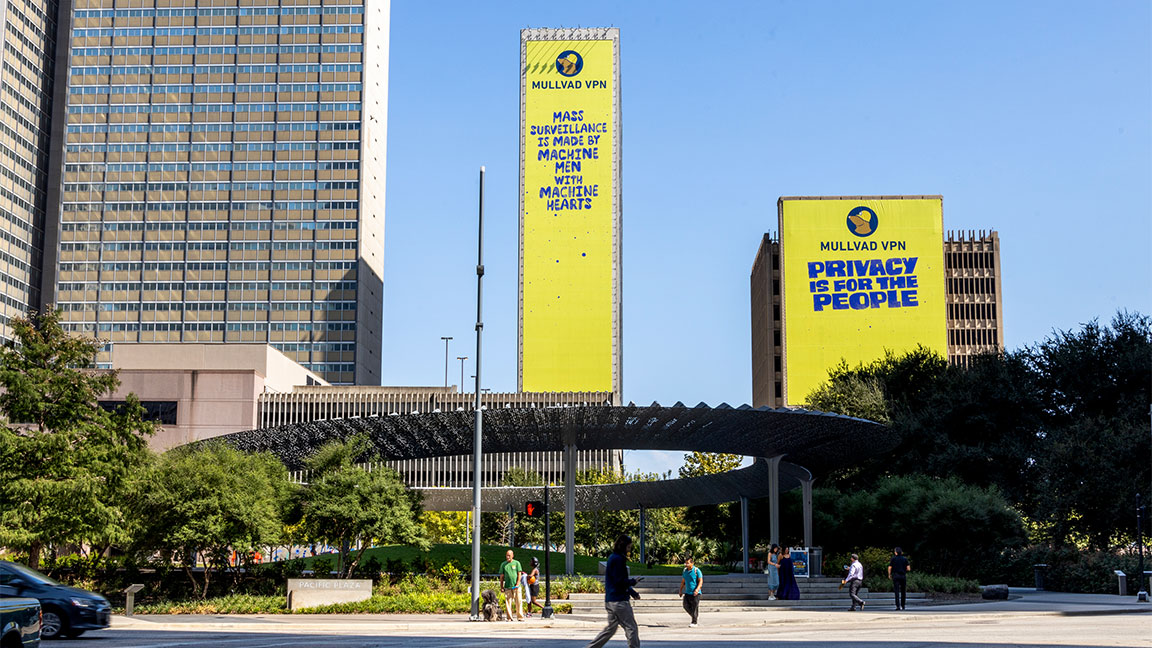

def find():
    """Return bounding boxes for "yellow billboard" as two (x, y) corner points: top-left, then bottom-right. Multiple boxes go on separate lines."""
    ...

(780, 197), (947, 405)
(520, 30), (620, 394)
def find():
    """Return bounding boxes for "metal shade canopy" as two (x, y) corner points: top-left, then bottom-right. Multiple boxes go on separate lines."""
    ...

(213, 402), (891, 510)
(419, 457), (816, 513)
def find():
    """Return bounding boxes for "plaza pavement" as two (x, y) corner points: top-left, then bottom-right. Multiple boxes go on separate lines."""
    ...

(79, 588), (1151, 647)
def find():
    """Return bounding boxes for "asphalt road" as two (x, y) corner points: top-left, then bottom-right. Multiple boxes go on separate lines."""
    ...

(48, 610), (1151, 648)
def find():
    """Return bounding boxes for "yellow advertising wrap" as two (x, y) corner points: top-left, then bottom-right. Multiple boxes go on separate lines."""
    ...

(520, 36), (617, 393)
(780, 197), (947, 405)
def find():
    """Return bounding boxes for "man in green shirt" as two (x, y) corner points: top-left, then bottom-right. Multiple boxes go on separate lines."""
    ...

(498, 549), (525, 621)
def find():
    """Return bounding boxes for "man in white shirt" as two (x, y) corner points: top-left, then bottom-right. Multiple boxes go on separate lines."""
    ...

(842, 553), (866, 611)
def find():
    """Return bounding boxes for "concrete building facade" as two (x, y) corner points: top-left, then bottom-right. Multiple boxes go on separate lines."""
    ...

(105, 342), (622, 486)
(0, 0), (61, 344)
(751, 227), (1004, 408)
(105, 342), (326, 450)
(43, 0), (388, 385)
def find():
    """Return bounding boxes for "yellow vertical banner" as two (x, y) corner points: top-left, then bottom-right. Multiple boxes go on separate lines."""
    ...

(520, 33), (619, 393)
(780, 197), (947, 405)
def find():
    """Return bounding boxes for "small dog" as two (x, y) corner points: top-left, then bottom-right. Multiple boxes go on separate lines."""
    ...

(480, 589), (502, 621)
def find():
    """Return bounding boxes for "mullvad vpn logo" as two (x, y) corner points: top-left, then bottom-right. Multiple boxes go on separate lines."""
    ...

(847, 206), (878, 237)
(555, 50), (584, 77)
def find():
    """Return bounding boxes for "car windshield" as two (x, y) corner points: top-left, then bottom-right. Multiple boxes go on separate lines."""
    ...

(4, 562), (61, 586)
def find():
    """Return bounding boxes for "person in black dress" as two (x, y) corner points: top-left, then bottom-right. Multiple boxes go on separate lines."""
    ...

(776, 547), (801, 600)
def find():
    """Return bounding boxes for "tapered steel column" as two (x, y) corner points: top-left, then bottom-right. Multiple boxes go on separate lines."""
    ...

(740, 495), (750, 574)
(802, 478), (814, 548)
(638, 506), (646, 564)
(768, 456), (782, 546)
(564, 443), (576, 574)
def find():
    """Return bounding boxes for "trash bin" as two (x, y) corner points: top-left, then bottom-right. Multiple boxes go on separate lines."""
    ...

(810, 547), (823, 577)
(1033, 563), (1048, 590)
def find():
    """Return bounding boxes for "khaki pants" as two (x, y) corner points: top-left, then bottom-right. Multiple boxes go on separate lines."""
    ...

(586, 599), (640, 648)
(503, 587), (523, 619)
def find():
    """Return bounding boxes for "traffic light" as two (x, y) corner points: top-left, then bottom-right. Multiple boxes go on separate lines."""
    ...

(525, 500), (544, 517)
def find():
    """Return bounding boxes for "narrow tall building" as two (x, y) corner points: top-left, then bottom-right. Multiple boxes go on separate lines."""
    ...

(944, 230), (1003, 366)
(0, 1), (60, 343)
(42, 0), (388, 385)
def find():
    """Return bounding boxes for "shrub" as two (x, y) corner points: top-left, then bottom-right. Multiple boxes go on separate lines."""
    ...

(311, 557), (334, 576)
(865, 573), (979, 594)
(995, 546), (1144, 593)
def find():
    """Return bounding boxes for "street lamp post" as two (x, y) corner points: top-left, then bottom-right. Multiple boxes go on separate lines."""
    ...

(468, 167), (486, 621)
(440, 337), (452, 389)
(457, 356), (468, 393)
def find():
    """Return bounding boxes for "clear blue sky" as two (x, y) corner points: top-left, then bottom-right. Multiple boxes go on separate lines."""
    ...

(382, 1), (1152, 474)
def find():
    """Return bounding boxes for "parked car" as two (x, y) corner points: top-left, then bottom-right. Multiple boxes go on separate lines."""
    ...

(0, 562), (109, 640)
(0, 596), (40, 647)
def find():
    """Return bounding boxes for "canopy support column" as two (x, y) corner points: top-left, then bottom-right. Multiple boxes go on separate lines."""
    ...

(564, 443), (576, 575)
(802, 478), (814, 548)
(638, 505), (646, 564)
(768, 456), (782, 546)
(740, 495), (750, 574)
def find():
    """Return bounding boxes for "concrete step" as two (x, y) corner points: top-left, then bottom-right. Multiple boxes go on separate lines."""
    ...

(568, 591), (925, 603)
(631, 585), (880, 594)
(567, 598), (935, 613)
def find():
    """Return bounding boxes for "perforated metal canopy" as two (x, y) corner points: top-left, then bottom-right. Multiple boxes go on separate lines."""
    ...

(215, 402), (891, 511)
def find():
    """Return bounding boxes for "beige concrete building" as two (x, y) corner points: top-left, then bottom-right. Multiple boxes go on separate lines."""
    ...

(751, 228), (1004, 408)
(0, 1), (60, 344)
(105, 342), (326, 450)
(44, 0), (389, 385)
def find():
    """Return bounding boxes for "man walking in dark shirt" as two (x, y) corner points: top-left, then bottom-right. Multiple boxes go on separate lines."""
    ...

(586, 535), (641, 648)
(888, 547), (911, 610)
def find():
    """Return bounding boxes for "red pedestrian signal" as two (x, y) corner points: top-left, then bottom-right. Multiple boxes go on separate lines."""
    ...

(525, 500), (544, 517)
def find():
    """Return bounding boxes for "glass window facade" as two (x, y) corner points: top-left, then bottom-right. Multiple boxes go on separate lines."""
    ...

(47, 0), (388, 385)
(0, 0), (58, 344)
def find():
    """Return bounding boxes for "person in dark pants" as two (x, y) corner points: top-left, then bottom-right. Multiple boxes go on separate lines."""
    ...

(888, 547), (911, 610)
(586, 535), (641, 648)
(843, 553), (865, 610)
(678, 555), (702, 627)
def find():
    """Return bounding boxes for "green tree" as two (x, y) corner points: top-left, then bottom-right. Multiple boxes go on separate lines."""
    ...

(678, 452), (743, 478)
(812, 475), (1025, 580)
(131, 443), (292, 597)
(804, 369), (890, 423)
(420, 511), (469, 544)
(300, 437), (428, 577)
(679, 453), (743, 546)
(1028, 312), (1151, 549)
(0, 308), (154, 569)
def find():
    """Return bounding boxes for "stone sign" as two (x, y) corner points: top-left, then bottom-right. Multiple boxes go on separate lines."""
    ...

(286, 578), (373, 611)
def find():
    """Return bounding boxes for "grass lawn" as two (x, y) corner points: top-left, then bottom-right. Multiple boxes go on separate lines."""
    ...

(299, 544), (725, 576)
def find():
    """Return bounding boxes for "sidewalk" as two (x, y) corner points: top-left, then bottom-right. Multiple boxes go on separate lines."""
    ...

(111, 589), (1150, 634)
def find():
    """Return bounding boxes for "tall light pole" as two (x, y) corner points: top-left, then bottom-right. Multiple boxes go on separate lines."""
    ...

(457, 356), (468, 393)
(468, 166), (486, 621)
(440, 336), (452, 389)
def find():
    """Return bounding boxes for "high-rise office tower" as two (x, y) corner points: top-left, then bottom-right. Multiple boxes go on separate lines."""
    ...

(43, 0), (388, 385)
(0, 1), (60, 344)
(750, 197), (1004, 408)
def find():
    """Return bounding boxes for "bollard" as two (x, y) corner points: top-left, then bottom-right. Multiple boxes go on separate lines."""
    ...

(123, 584), (145, 616)
(1115, 570), (1127, 596)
